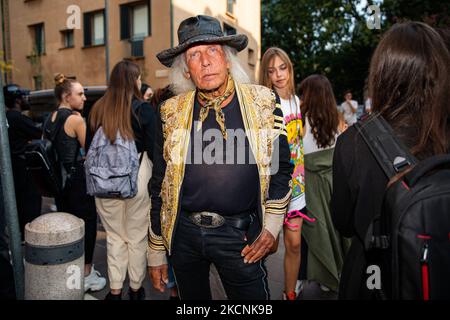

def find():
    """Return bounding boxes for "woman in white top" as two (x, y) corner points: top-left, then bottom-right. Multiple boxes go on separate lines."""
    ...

(299, 74), (351, 293)
(260, 47), (307, 300)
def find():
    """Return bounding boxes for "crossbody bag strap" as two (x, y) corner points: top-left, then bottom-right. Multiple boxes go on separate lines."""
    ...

(355, 113), (418, 250)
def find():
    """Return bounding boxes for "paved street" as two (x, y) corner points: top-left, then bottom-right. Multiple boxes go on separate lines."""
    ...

(87, 223), (336, 300)
(41, 197), (336, 300)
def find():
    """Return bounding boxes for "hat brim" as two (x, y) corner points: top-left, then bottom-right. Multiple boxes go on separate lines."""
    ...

(157, 34), (248, 67)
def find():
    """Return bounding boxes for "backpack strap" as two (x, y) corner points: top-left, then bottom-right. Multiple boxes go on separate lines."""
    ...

(355, 114), (418, 251)
(44, 109), (81, 186)
(44, 111), (66, 142)
(354, 113), (418, 179)
(132, 99), (147, 164)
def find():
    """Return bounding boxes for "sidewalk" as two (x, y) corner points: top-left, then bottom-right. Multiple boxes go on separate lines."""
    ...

(88, 223), (336, 300)
(42, 198), (335, 300)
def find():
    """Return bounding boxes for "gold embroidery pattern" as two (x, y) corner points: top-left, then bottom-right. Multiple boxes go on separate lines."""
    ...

(153, 84), (287, 253)
(265, 188), (292, 215)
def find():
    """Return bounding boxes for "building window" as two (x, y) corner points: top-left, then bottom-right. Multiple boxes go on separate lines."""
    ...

(30, 23), (45, 55)
(61, 30), (74, 48)
(121, 1), (151, 40)
(84, 10), (105, 46)
(227, 0), (236, 15)
(223, 23), (237, 36)
(33, 75), (42, 91)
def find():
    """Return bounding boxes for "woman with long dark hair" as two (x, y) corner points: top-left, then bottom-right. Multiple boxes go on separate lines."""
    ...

(88, 60), (156, 300)
(331, 22), (450, 299)
(299, 74), (350, 293)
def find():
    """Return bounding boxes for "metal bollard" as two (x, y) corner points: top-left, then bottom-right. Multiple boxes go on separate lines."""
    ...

(24, 212), (85, 300)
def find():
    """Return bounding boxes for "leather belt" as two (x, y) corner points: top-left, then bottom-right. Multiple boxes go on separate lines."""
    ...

(188, 211), (253, 230)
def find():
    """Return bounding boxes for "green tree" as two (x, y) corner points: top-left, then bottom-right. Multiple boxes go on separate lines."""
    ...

(262, 0), (449, 103)
(0, 50), (12, 76)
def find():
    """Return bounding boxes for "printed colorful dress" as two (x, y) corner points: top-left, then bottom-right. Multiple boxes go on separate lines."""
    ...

(279, 95), (306, 214)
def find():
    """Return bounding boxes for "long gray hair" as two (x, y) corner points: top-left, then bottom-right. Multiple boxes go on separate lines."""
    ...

(169, 45), (251, 95)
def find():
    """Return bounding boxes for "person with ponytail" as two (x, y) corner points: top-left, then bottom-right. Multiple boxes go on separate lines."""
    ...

(45, 73), (106, 293)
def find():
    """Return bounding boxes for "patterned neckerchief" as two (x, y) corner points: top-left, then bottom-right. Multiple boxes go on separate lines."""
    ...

(196, 75), (235, 140)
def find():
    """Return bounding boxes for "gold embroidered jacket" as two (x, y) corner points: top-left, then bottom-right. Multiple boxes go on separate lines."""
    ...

(148, 83), (293, 266)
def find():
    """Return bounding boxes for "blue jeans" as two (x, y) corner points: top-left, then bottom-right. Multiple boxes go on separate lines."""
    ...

(169, 213), (270, 300)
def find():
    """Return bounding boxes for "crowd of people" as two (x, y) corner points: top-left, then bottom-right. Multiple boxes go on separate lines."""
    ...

(1, 15), (449, 300)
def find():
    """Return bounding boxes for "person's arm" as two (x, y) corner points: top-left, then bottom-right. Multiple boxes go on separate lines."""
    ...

(241, 94), (294, 264)
(18, 114), (42, 140)
(347, 100), (358, 114)
(331, 133), (356, 237)
(139, 102), (157, 161)
(68, 114), (87, 149)
(147, 106), (169, 292)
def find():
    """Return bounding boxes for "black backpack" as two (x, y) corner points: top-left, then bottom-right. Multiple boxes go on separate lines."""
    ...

(24, 113), (65, 198)
(356, 114), (450, 300)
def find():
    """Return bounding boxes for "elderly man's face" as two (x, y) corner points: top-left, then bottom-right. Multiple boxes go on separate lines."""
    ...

(185, 44), (230, 92)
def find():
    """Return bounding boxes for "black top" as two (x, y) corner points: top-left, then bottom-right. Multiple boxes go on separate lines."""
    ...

(150, 91), (294, 245)
(331, 124), (418, 299)
(6, 110), (41, 155)
(45, 108), (80, 171)
(85, 99), (156, 161)
(180, 94), (259, 216)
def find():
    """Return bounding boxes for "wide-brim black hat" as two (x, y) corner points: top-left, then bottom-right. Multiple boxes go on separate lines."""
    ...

(157, 15), (248, 67)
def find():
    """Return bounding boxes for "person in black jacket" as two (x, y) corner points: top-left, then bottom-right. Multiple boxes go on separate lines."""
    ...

(147, 15), (293, 300)
(4, 85), (42, 238)
(331, 21), (450, 299)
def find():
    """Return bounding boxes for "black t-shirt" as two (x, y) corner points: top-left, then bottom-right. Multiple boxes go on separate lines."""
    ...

(6, 110), (41, 155)
(181, 94), (259, 216)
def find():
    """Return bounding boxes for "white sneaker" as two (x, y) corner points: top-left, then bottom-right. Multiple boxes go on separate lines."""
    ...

(282, 280), (304, 300)
(84, 265), (106, 292)
(295, 280), (304, 296)
(320, 284), (331, 292)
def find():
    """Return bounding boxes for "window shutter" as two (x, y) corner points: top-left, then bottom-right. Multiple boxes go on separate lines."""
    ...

(84, 13), (91, 46)
(120, 5), (130, 40)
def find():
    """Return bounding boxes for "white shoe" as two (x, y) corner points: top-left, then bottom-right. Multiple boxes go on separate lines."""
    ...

(282, 280), (304, 300)
(295, 280), (304, 296)
(84, 265), (106, 292)
(320, 284), (331, 292)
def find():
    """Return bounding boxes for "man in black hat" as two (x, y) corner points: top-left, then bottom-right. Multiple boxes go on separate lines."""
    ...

(147, 15), (293, 300)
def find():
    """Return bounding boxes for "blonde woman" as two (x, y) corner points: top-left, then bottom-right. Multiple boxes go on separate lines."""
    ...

(260, 47), (308, 300)
(45, 74), (106, 292)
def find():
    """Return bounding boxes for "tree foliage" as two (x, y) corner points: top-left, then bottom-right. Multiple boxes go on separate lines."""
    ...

(262, 0), (450, 103)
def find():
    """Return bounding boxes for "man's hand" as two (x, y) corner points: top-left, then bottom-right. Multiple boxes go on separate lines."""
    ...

(240, 229), (275, 264)
(148, 264), (169, 293)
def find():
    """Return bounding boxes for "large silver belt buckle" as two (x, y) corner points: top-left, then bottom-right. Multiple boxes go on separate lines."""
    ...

(190, 211), (225, 228)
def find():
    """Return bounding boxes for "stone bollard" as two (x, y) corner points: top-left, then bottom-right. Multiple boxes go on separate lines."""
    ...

(24, 212), (85, 300)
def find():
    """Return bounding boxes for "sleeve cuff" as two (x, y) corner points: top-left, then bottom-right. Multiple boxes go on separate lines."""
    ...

(264, 211), (285, 239)
(147, 247), (168, 267)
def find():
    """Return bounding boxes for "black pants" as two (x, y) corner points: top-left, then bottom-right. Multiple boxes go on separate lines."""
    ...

(299, 235), (308, 280)
(170, 213), (270, 300)
(11, 156), (42, 239)
(60, 164), (97, 264)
